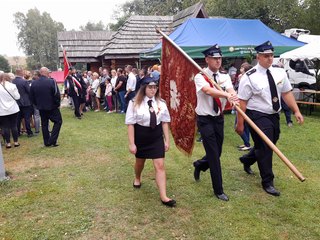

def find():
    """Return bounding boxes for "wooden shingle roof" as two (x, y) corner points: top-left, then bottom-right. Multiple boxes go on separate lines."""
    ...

(100, 2), (208, 59)
(58, 31), (114, 62)
(99, 16), (173, 59)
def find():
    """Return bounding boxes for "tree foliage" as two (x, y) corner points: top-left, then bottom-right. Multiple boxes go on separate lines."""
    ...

(80, 21), (106, 31)
(14, 8), (65, 70)
(111, 0), (318, 34)
(0, 55), (10, 72)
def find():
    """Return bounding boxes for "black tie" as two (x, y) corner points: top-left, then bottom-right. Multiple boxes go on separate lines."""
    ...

(266, 69), (280, 112)
(147, 100), (157, 129)
(212, 73), (219, 113)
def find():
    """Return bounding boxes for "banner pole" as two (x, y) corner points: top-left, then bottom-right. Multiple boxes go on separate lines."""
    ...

(156, 28), (305, 182)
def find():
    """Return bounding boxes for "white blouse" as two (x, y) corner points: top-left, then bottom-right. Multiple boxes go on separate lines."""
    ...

(0, 81), (20, 116)
(125, 96), (171, 127)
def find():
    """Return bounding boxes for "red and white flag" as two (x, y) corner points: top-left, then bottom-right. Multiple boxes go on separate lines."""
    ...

(160, 37), (199, 156)
(62, 46), (70, 80)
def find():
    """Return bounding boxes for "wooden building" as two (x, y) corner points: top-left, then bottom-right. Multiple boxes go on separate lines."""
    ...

(58, 2), (208, 71)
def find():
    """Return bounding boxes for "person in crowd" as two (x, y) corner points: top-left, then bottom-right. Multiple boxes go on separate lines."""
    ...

(192, 44), (239, 201)
(125, 65), (136, 110)
(0, 73), (21, 148)
(100, 68), (110, 109)
(12, 68), (34, 137)
(235, 41), (304, 196)
(125, 76), (175, 207)
(150, 64), (160, 81)
(66, 67), (83, 118)
(90, 72), (101, 112)
(110, 69), (118, 112)
(114, 68), (127, 113)
(87, 71), (93, 85)
(104, 78), (113, 113)
(75, 70), (87, 115)
(234, 62), (253, 151)
(137, 67), (148, 92)
(30, 67), (62, 147)
(228, 63), (237, 85)
(30, 70), (41, 134)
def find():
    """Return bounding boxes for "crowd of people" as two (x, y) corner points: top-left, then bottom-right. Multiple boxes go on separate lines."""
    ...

(63, 64), (161, 118)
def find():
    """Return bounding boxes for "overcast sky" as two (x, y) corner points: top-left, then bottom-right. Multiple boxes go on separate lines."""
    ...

(1, 0), (128, 56)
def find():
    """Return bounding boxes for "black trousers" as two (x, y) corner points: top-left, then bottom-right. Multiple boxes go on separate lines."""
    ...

(0, 113), (19, 143)
(244, 110), (280, 187)
(195, 115), (224, 195)
(17, 106), (33, 135)
(71, 95), (81, 117)
(40, 108), (62, 146)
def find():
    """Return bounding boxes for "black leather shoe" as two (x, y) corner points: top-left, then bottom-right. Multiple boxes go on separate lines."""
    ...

(161, 199), (176, 207)
(263, 186), (280, 196)
(193, 162), (201, 181)
(243, 165), (254, 175)
(133, 183), (141, 189)
(52, 144), (59, 147)
(215, 193), (229, 201)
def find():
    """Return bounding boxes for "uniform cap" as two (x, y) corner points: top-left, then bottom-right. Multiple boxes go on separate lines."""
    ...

(142, 76), (158, 86)
(201, 44), (222, 57)
(255, 41), (274, 54)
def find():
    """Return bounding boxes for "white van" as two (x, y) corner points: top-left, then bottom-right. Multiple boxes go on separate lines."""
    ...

(273, 58), (316, 89)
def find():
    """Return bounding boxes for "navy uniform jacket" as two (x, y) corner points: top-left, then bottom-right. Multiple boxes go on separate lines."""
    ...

(30, 75), (60, 110)
(12, 76), (32, 107)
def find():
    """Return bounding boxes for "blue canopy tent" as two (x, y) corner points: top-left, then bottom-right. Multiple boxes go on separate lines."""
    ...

(140, 18), (305, 59)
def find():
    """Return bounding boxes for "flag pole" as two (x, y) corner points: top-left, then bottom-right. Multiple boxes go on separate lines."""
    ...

(156, 28), (305, 182)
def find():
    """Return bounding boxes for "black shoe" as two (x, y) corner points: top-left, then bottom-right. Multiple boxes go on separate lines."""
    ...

(193, 162), (201, 181)
(161, 199), (176, 207)
(27, 134), (34, 138)
(263, 186), (280, 196)
(243, 165), (254, 175)
(215, 193), (229, 201)
(14, 143), (20, 147)
(52, 144), (59, 147)
(133, 182), (141, 189)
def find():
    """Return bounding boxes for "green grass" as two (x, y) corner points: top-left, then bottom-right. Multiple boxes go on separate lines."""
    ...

(1, 106), (320, 239)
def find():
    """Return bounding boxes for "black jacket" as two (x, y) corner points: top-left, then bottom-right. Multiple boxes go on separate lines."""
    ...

(12, 76), (32, 106)
(30, 76), (60, 110)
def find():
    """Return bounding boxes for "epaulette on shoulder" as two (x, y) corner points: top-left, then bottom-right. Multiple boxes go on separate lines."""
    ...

(219, 70), (228, 74)
(246, 68), (256, 76)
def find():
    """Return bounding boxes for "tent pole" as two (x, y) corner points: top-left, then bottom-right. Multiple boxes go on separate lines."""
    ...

(156, 28), (306, 182)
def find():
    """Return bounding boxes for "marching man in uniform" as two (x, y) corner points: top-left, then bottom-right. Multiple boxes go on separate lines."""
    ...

(235, 41), (304, 196)
(193, 44), (239, 201)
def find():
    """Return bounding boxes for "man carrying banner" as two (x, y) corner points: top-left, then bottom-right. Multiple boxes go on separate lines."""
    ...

(193, 44), (238, 201)
(235, 41), (304, 196)
(66, 67), (83, 119)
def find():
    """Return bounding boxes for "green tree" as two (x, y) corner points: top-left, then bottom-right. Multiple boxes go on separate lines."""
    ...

(299, 0), (320, 34)
(0, 55), (10, 72)
(14, 8), (65, 70)
(80, 21), (106, 31)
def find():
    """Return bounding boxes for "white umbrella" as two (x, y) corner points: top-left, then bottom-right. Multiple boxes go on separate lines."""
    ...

(280, 41), (320, 61)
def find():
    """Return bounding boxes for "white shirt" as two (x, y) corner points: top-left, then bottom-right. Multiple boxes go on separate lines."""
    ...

(238, 64), (292, 114)
(125, 96), (171, 127)
(228, 66), (237, 76)
(126, 72), (136, 92)
(0, 81), (20, 116)
(194, 67), (233, 116)
(111, 76), (117, 89)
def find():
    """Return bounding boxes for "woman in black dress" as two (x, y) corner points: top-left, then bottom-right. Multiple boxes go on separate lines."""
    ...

(125, 76), (176, 207)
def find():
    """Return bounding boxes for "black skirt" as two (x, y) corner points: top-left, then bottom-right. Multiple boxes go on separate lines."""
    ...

(134, 123), (165, 159)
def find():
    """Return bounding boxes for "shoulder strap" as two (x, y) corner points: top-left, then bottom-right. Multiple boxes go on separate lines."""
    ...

(0, 82), (18, 101)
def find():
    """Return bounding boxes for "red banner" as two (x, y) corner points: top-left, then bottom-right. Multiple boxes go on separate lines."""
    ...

(63, 49), (70, 80)
(160, 38), (199, 156)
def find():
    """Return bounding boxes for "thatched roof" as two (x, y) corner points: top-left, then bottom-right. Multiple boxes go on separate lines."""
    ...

(100, 2), (208, 59)
(57, 31), (114, 62)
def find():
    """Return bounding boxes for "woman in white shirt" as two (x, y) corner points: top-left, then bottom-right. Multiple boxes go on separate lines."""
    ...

(125, 76), (176, 207)
(90, 72), (100, 112)
(0, 73), (21, 148)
